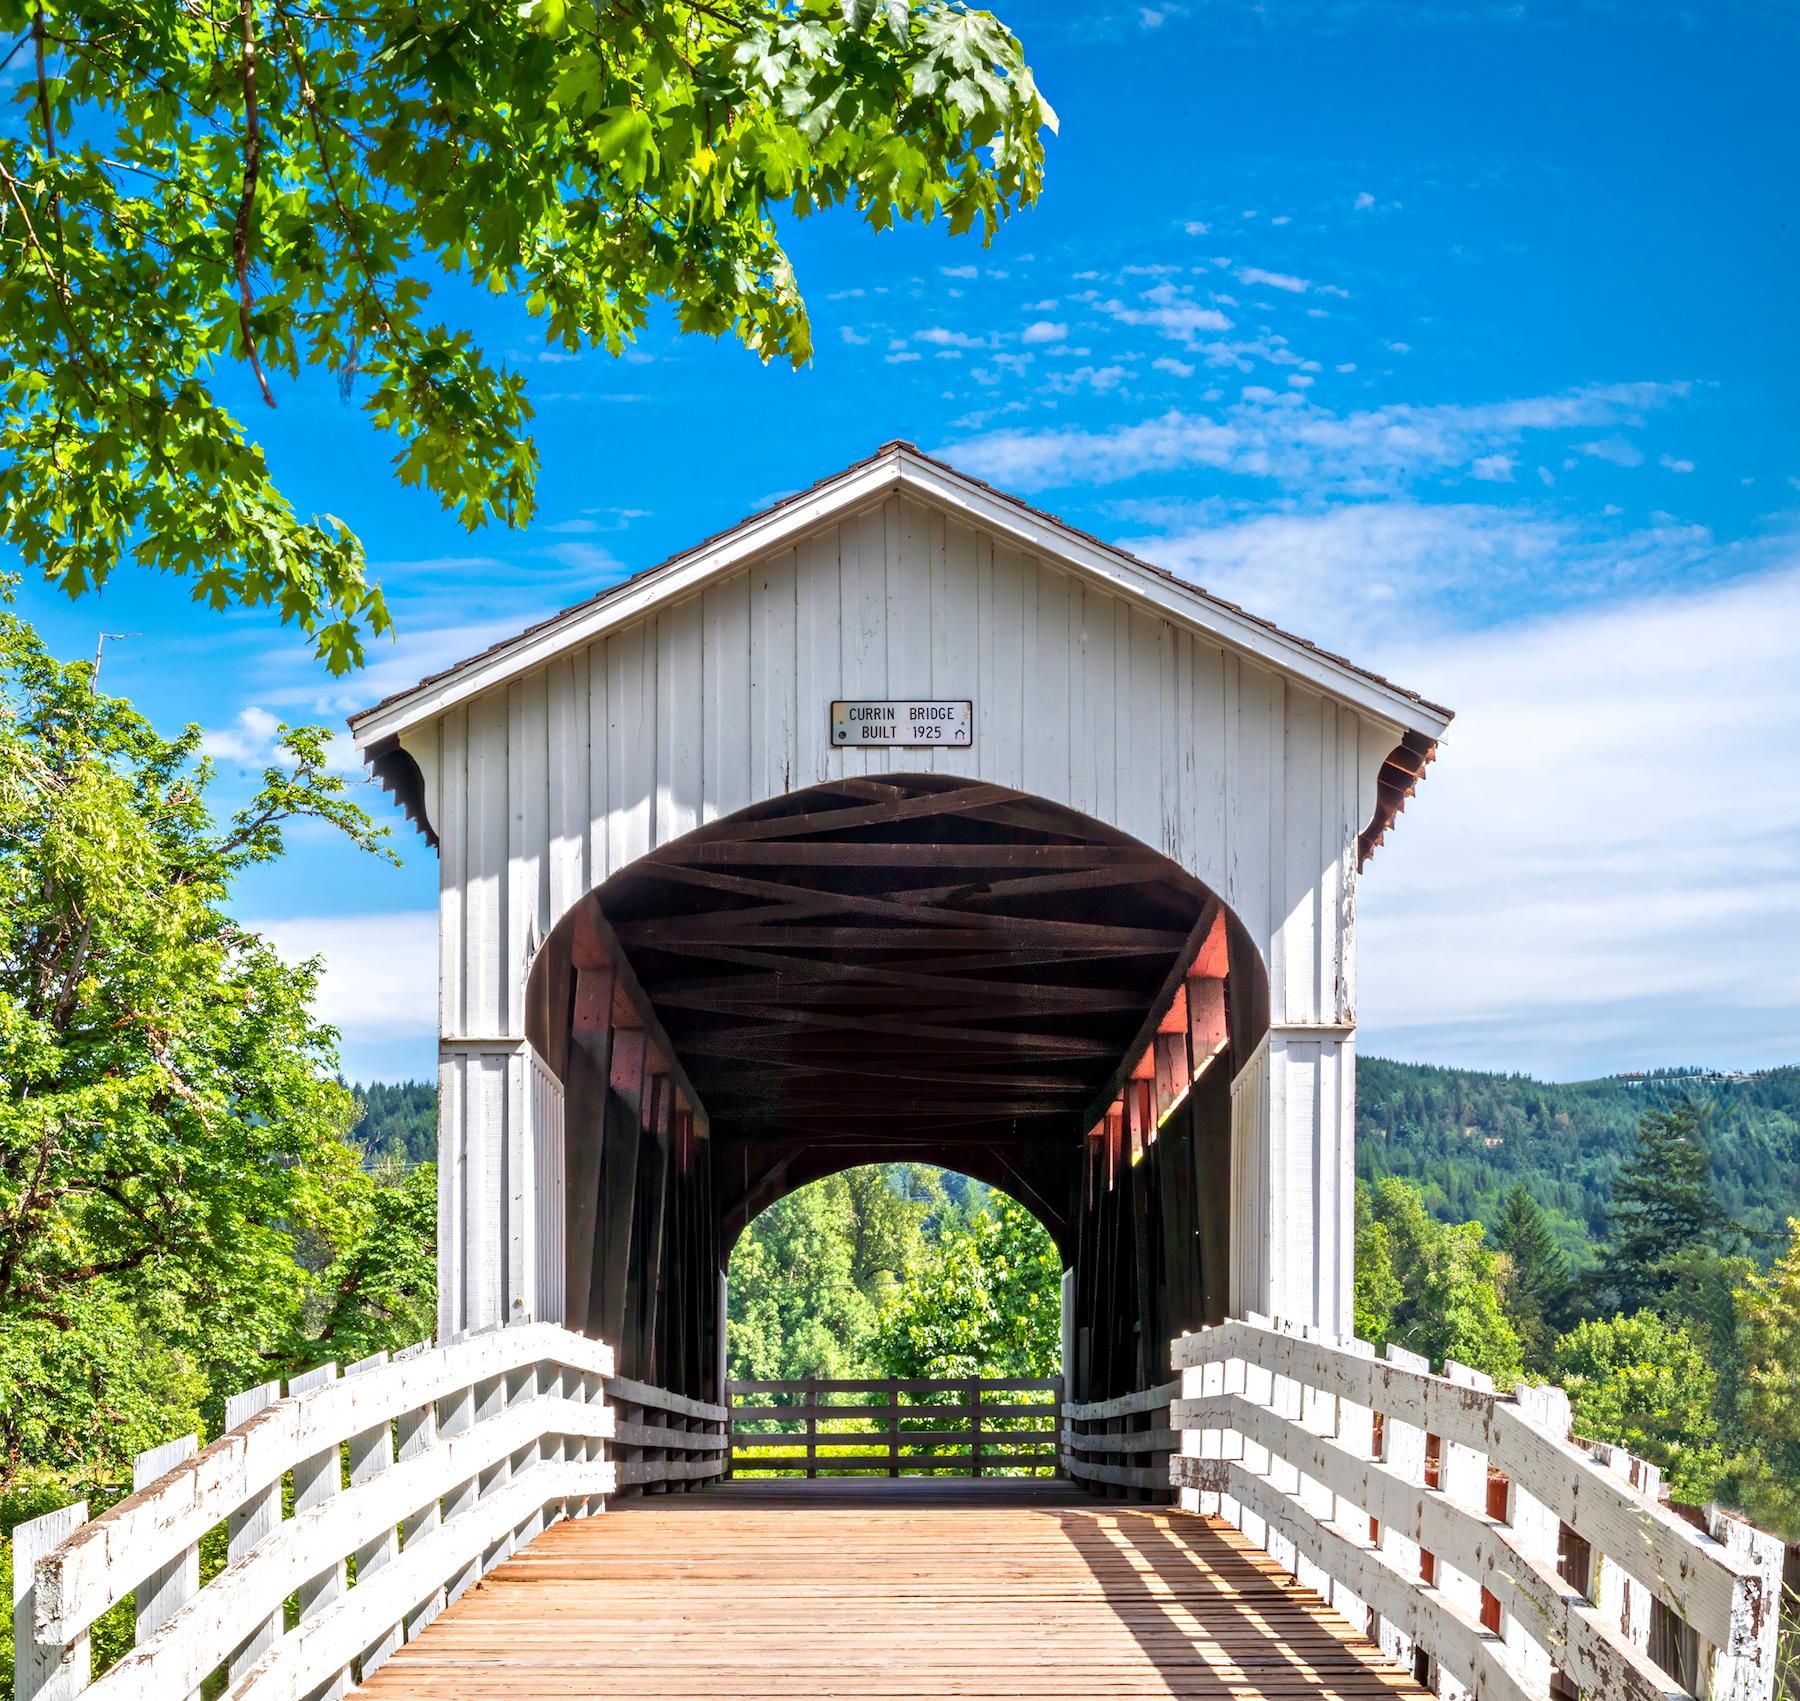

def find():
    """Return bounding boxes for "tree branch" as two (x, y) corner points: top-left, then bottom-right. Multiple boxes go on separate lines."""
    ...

(234, 0), (277, 408)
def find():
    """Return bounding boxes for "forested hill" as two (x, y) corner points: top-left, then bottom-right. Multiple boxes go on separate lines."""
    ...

(350, 1058), (1800, 1248)
(1356, 1058), (1800, 1250)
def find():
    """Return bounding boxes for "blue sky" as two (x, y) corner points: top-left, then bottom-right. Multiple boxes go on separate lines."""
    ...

(16, 0), (1798, 1084)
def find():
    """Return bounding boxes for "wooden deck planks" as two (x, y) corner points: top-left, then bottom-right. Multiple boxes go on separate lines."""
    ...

(359, 1480), (1430, 1700)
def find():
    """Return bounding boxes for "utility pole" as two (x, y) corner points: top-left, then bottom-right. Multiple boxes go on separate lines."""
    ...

(92, 631), (140, 684)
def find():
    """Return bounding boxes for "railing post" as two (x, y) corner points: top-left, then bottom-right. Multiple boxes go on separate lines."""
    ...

(132, 1433), (199, 1696)
(224, 1378), (283, 1683)
(1436, 1361), (1495, 1701)
(346, 1349), (403, 1680)
(1699, 1507), (1785, 1701)
(1506, 1383), (1568, 1695)
(969, 1379), (982, 1479)
(805, 1375), (818, 1480)
(11, 1502), (89, 1701)
(887, 1377), (901, 1478)
(397, 1349), (448, 1635)
(288, 1361), (349, 1701)
(1375, 1342), (1428, 1674)
(439, 1373), (481, 1604)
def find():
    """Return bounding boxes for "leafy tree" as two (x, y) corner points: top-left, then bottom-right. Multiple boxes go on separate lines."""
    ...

(872, 1196), (1058, 1379)
(726, 1173), (890, 1380)
(1726, 1218), (1800, 1537)
(289, 1160), (439, 1372)
(1352, 1183), (1400, 1344)
(1551, 1312), (1723, 1504)
(0, 615), (428, 1504)
(0, 0), (1054, 671)
(1598, 1102), (1730, 1313)
(1491, 1184), (1572, 1369)
(1362, 1178), (1523, 1386)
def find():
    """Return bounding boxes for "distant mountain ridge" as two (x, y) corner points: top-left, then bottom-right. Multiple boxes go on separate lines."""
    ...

(350, 1059), (1800, 1250)
(1356, 1057), (1800, 1252)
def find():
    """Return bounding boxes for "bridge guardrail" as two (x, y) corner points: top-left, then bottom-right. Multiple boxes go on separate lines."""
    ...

(604, 1374), (728, 1492)
(1060, 1379), (1180, 1498)
(10, 1322), (632, 1701)
(726, 1377), (1061, 1476)
(1170, 1313), (1787, 1701)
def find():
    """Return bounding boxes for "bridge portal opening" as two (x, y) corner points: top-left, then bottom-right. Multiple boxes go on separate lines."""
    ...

(724, 1164), (1065, 1478)
(526, 773), (1269, 1453)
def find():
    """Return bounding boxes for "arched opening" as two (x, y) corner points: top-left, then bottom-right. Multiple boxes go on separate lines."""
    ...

(724, 1164), (1064, 1478)
(525, 773), (1269, 1435)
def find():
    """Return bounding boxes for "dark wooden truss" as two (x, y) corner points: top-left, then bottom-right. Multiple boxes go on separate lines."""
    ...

(595, 775), (1213, 1163)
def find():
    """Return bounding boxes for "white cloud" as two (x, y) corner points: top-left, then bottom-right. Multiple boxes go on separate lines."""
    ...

(1098, 283), (1233, 347)
(1154, 356), (1196, 377)
(1358, 561), (1800, 1075)
(1660, 454), (1696, 473)
(251, 911), (439, 1040)
(1578, 436), (1644, 467)
(1183, 220), (1211, 236)
(1354, 191), (1376, 210)
(201, 705), (282, 763)
(840, 326), (871, 346)
(1237, 266), (1310, 293)
(1470, 453), (1514, 482)
(947, 381), (1684, 496)
(1020, 320), (1068, 344)
(939, 265), (978, 279)
(915, 327), (988, 349)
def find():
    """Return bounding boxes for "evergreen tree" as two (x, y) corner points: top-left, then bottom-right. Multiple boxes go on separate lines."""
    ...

(1492, 1185), (1572, 1369)
(1598, 1102), (1729, 1312)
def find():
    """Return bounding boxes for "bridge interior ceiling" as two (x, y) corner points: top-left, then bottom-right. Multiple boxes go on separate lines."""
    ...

(532, 773), (1267, 1409)
(601, 775), (1212, 1209)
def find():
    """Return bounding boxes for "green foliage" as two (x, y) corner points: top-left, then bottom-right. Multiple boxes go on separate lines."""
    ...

(1356, 1178), (1523, 1386)
(350, 1080), (438, 1168)
(1551, 1312), (1723, 1503)
(1597, 1101), (1732, 1313)
(0, 0), (1053, 672)
(1491, 1184), (1572, 1370)
(1726, 1218), (1800, 1536)
(726, 1169), (894, 1380)
(1357, 1057), (1800, 1254)
(872, 1197), (1060, 1380)
(0, 618), (443, 1643)
(1352, 1184), (1400, 1344)
(725, 1166), (1060, 1383)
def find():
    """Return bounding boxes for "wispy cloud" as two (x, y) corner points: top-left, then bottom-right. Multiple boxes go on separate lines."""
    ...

(946, 381), (1683, 495)
(1359, 557), (1800, 1076)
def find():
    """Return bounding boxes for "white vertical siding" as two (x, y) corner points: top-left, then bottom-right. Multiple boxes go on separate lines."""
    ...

(426, 489), (1404, 1338)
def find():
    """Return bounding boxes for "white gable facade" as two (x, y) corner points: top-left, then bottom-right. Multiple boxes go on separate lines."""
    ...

(351, 443), (1450, 1345)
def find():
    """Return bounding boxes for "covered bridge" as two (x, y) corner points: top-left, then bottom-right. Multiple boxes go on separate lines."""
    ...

(350, 438), (1446, 1406)
(13, 446), (1785, 1701)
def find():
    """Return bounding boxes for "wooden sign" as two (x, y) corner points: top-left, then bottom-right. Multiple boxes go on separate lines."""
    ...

(830, 700), (973, 747)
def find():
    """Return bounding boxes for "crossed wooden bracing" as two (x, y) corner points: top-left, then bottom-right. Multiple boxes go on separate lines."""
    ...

(594, 773), (1213, 1156)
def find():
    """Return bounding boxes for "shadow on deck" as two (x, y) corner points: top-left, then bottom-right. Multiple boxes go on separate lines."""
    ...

(357, 1479), (1427, 1699)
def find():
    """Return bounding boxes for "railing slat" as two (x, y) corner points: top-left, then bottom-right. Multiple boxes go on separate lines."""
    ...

(13, 1503), (89, 1701)
(131, 1435), (199, 1681)
(345, 1350), (402, 1680)
(223, 1379), (283, 1686)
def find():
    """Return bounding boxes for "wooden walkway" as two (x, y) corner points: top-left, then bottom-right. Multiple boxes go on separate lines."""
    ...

(359, 1480), (1430, 1700)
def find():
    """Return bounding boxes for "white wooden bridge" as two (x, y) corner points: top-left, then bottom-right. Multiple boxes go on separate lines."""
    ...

(11, 446), (1787, 1700)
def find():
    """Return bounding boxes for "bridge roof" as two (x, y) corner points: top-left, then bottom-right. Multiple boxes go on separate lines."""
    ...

(349, 440), (1453, 749)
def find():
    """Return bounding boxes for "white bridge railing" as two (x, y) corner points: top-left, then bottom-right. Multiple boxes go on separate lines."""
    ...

(10, 1324), (723, 1701)
(1171, 1314), (1787, 1701)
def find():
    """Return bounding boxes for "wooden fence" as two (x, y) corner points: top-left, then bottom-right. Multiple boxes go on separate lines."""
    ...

(1061, 1380), (1180, 1497)
(727, 1378), (1061, 1476)
(1170, 1313), (1788, 1701)
(8, 1324), (714, 1701)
